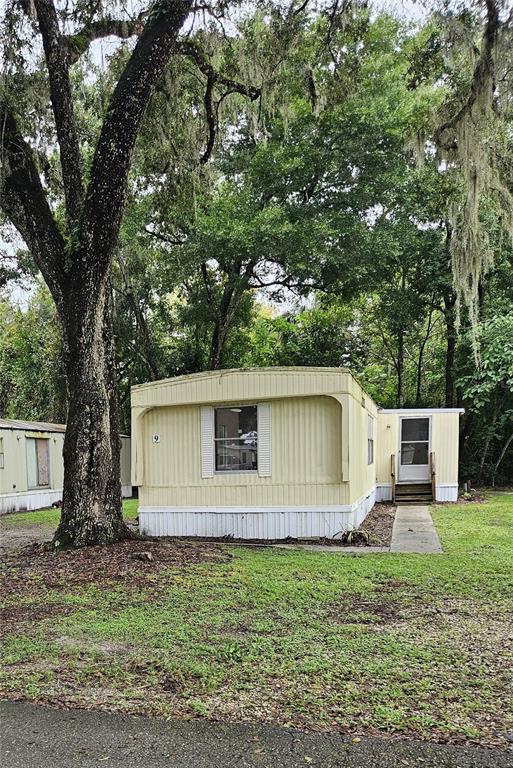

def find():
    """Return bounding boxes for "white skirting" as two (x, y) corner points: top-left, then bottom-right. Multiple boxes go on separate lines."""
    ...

(376, 483), (458, 502)
(0, 488), (62, 515)
(375, 484), (393, 502)
(139, 488), (376, 539)
(1, 484), (133, 514)
(435, 484), (459, 502)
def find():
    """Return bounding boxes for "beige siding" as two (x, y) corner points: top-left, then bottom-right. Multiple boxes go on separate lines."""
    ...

(376, 414), (399, 484)
(1, 428), (130, 498)
(0, 430), (25, 494)
(138, 395), (351, 508)
(431, 413), (460, 483)
(376, 411), (461, 485)
(132, 367), (355, 409)
(120, 436), (132, 487)
(0, 428), (64, 494)
(348, 390), (378, 500)
(133, 367), (462, 517)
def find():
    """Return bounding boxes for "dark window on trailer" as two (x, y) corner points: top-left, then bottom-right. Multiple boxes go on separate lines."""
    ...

(214, 406), (258, 472)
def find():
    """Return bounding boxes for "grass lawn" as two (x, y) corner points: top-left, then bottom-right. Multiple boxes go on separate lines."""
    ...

(1, 498), (139, 527)
(1, 494), (512, 749)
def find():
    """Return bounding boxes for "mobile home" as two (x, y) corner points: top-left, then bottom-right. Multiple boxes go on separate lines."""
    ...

(131, 368), (463, 539)
(0, 419), (132, 514)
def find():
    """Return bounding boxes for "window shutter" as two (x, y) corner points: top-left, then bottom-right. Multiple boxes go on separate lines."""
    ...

(257, 402), (272, 477)
(200, 406), (215, 478)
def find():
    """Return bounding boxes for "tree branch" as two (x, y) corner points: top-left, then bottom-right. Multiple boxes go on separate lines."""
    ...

(436, 0), (501, 147)
(80, 0), (193, 283)
(34, 0), (84, 229)
(177, 40), (261, 100)
(64, 18), (260, 168)
(66, 14), (148, 64)
(200, 72), (217, 164)
(0, 101), (66, 305)
(144, 226), (186, 245)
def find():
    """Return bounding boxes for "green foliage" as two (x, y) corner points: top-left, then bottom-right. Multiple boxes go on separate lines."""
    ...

(1, 3), (512, 483)
(0, 284), (66, 421)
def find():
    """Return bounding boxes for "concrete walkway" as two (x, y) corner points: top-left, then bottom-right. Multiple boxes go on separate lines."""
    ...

(390, 505), (442, 554)
(274, 506), (442, 556)
(1, 702), (510, 768)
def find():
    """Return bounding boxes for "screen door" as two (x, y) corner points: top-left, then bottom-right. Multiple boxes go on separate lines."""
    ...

(399, 417), (430, 482)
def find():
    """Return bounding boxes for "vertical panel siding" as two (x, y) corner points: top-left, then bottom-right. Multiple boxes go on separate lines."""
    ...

(376, 415), (399, 483)
(376, 412), (460, 486)
(139, 396), (347, 508)
(431, 413), (459, 483)
(120, 437), (132, 488)
(348, 395), (377, 501)
(0, 429), (64, 495)
(0, 430), (26, 494)
(274, 397), (341, 484)
(132, 368), (355, 409)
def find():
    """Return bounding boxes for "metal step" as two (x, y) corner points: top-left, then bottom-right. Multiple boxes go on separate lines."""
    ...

(396, 492), (433, 496)
(395, 496), (433, 504)
(395, 483), (432, 492)
(396, 499), (432, 506)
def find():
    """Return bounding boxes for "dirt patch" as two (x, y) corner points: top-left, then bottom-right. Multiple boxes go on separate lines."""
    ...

(0, 537), (231, 614)
(328, 595), (406, 625)
(0, 602), (77, 634)
(358, 504), (395, 546)
(0, 522), (55, 553)
(327, 580), (421, 625)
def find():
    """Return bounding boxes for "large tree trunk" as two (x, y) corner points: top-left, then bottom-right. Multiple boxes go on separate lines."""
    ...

(208, 279), (245, 370)
(396, 327), (405, 408)
(210, 317), (230, 370)
(53, 277), (132, 547)
(414, 305), (434, 407)
(443, 291), (457, 407)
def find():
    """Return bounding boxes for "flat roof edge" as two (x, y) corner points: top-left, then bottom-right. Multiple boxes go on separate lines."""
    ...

(379, 408), (465, 414)
(131, 366), (353, 392)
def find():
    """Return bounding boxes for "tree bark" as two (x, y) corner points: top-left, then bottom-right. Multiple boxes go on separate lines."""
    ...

(396, 327), (404, 408)
(443, 291), (457, 408)
(415, 304), (434, 407)
(210, 315), (231, 370)
(2, 0), (193, 547)
(54, 277), (132, 547)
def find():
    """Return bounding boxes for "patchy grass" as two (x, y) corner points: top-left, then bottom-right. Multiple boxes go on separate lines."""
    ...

(0, 494), (512, 751)
(1, 498), (139, 527)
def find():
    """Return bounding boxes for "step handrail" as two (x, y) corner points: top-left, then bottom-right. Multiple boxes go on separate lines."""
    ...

(430, 451), (436, 501)
(391, 454), (396, 503)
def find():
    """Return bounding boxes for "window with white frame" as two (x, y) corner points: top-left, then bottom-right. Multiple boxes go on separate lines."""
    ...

(367, 415), (374, 465)
(214, 406), (258, 472)
(200, 403), (272, 478)
(0, 437), (4, 469)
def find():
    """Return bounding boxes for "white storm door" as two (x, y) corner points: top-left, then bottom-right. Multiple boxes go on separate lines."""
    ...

(398, 417), (430, 482)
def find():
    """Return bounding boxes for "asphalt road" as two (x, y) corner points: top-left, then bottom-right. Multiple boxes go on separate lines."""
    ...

(1, 702), (512, 768)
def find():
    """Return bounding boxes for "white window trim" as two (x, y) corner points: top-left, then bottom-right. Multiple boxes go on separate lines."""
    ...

(26, 436), (51, 489)
(200, 403), (272, 479)
(213, 404), (258, 476)
(367, 415), (374, 465)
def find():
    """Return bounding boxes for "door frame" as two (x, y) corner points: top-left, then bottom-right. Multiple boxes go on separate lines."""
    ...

(398, 415), (431, 483)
